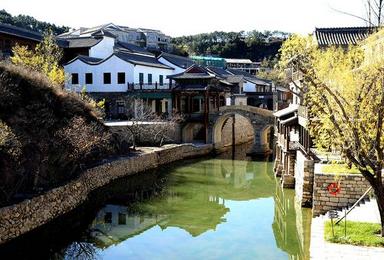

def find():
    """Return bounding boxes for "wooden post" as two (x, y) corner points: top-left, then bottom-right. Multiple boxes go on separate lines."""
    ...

(232, 114), (236, 159)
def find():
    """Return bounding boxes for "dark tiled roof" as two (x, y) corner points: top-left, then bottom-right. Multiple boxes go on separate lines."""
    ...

(158, 52), (195, 69)
(64, 55), (104, 66)
(0, 23), (42, 42)
(315, 27), (376, 47)
(227, 68), (270, 86)
(206, 66), (232, 77)
(77, 55), (103, 64)
(59, 37), (102, 48)
(91, 29), (117, 38)
(226, 68), (253, 77)
(169, 73), (214, 80)
(245, 77), (271, 86)
(115, 41), (153, 56)
(115, 51), (173, 69)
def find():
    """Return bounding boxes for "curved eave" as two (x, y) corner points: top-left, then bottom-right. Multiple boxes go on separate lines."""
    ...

(130, 61), (174, 70)
(63, 54), (115, 66)
(64, 54), (174, 70)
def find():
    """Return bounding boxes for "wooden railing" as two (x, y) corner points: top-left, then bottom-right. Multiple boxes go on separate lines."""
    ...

(128, 83), (171, 91)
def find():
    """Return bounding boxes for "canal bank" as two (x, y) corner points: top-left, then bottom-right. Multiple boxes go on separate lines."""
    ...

(0, 143), (213, 245)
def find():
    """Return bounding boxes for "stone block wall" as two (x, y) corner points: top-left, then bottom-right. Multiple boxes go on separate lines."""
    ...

(0, 144), (212, 245)
(295, 150), (315, 207)
(312, 172), (370, 217)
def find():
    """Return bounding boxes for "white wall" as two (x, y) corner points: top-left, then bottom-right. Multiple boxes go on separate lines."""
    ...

(64, 55), (134, 92)
(158, 57), (186, 74)
(64, 55), (176, 92)
(89, 36), (115, 59)
(133, 65), (174, 85)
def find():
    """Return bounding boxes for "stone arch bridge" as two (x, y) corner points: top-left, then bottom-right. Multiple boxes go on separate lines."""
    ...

(182, 105), (275, 154)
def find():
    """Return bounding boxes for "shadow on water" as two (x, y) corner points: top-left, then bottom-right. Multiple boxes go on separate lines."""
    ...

(0, 142), (311, 260)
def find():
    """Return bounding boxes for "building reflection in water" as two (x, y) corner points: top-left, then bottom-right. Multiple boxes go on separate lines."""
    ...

(273, 183), (312, 259)
(81, 153), (310, 259)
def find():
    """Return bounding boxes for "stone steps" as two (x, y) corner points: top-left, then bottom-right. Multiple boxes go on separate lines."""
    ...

(314, 196), (380, 224)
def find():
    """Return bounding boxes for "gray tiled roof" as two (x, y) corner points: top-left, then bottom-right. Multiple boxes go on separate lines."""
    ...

(315, 27), (376, 47)
(59, 37), (102, 48)
(0, 23), (42, 42)
(226, 68), (271, 86)
(77, 55), (103, 64)
(206, 66), (232, 77)
(115, 41), (153, 56)
(168, 73), (214, 80)
(245, 77), (271, 86)
(158, 52), (195, 69)
(115, 51), (173, 69)
(91, 29), (117, 38)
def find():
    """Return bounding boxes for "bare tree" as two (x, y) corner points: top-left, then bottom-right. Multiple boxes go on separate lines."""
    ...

(331, 0), (384, 26)
(124, 98), (182, 150)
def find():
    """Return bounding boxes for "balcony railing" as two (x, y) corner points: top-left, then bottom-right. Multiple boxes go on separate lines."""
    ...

(128, 83), (171, 91)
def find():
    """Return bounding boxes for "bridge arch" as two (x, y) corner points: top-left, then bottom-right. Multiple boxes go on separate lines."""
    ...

(209, 106), (274, 154)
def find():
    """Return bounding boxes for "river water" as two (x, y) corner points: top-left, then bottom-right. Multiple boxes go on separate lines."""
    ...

(0, 144), (312, 259)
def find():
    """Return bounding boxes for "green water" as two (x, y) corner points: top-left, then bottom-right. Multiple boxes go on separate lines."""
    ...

(77, 158), (312, 260)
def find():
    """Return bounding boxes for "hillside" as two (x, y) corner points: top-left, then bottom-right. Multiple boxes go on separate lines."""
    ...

(0, 9), (69, 35)
(0, 63), (119, 207)
(172, 30), (289, 61)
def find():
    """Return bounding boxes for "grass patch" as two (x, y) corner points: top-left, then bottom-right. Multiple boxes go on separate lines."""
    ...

(321, 164), (360, 174)
(324, 220), (384, 247)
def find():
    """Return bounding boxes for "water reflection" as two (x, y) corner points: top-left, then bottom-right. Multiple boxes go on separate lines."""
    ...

(81, 158), (310, 259)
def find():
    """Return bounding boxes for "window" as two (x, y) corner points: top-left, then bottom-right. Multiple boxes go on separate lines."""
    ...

(85, 73), (93, 84)
(104, 73), (111, 84)
(71, 73), (79, 84)
(117, 72), (125, 84)
(139, 73), (144, 84)
(148, 74), (152, 85)
(159, 75), (164, 86)
(118, 213), (126, 225)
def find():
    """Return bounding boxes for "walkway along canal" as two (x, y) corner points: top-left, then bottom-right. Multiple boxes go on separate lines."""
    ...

(0, 143), (312, 259)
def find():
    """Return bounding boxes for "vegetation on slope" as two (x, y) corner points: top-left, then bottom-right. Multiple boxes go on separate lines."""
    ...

(0, 63), (119, 207)
(172, 30), (289, 61)
(0, 9), (69, 35)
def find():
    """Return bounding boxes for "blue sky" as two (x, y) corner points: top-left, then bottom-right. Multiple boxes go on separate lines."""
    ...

(2, 0), (368, 36)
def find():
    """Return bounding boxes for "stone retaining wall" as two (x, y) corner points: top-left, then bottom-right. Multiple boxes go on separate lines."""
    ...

(312, 171), (370, 217)
(0, 143), (212, 245)
(295, 150), (315, 207)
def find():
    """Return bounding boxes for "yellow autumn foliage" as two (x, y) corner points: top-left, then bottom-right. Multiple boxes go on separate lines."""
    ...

(279, 29), (384, 176)
(11, 30), (65, 86)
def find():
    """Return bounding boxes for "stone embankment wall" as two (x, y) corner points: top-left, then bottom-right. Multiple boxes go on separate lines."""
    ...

(0, 143), (212, 245)
(220, 115), (254, 146)
(312, 171), (371, 216)
(294, 151), (315, 207)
